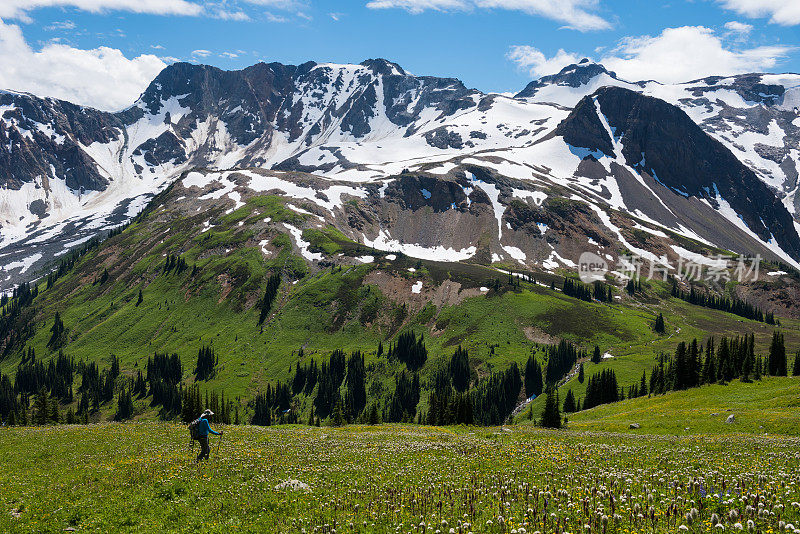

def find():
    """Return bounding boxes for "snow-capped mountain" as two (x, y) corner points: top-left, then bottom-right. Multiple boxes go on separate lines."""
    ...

(1, 58), (800, 289)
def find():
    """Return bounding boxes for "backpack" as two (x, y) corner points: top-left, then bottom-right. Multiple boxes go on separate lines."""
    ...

(188, 418), (202, 441)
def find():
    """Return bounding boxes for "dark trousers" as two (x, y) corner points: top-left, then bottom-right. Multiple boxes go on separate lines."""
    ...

(197, 435), (210, 462)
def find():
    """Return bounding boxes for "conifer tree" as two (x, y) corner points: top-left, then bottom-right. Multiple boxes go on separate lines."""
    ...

(47, 312), (65, 349)
(577, 362), (584, 383)
(115, 387), (134, 421)
(768, 331), (787, 376)
(591, 346), (601, 364)
(702, 337), (716, 384)
(562, 389), (576, 413)
(653, 313), (665, 334)
(741, 344), (755, 382)
(330, 395), (345, 427)
(49, 396), (60, 423)
(450, 346), (471, 392)
(136, 289), (143, 307)
(793, 351), (800, 376)
(258, 273), (281, 325)
(34, 388), (49, 425)
(540, 387), (561, 429)
(367, 403), (381, 425)
(194, 346), (218, 381)
(345, 351), (367, 417)
(524, 356), (543, 398)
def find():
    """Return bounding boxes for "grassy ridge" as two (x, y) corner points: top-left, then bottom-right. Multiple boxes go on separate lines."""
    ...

(563, 376), (800, 435)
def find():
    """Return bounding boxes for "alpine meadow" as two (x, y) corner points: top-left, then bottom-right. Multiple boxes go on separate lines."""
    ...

(2, 1), (800, 532)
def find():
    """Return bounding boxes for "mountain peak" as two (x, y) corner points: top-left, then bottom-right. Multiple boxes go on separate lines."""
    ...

(359, 58), (407, 76)
(515, 61), (617, 99)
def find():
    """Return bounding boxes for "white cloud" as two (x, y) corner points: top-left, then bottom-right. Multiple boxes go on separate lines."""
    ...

(212, 9), (251, 21)
(191, 49), (212, 58)
(724, 20), (753, 42)
(0, 0), (203, 20)
(366, 0), (611, 31)
(724, 20), (753, 36)
(44, 20), (77, 31)
(220, 51), (238, 58)
(366, 0), (464, 12)
(510, 26), (793, 83)
(507, 46), (583, 77)
(718, 0), (800, 26)
(244, 0), (309, 10)
(603, 26), (792, 83)
(0, 20), (165, 111)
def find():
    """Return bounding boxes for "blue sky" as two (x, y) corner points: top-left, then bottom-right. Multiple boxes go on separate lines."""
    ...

(0, 0), (798, 109)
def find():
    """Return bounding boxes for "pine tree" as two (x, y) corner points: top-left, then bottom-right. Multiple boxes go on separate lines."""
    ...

(540, 387), (561, 429)
(702, 337), (715, 384)
(562, 389), (576, 413)
(115, 387), (134, 421)
(194, 346), (218, 381)
(34, 388), (49, 425)
(136, 289), (143, 307)
(330, 395), (345, 427)
(591, 346), (601, 364)
(577, 362), (584, 383)
(367, 403), (381, 425)
(258, 273), (281, 325)
(47, 312), (65, 349)
(741, 343), (755, 382)
(49, 396), (60, 424)
(653, 313), (665, 334)
(793, 351), (800, 376)
(524, 356), (543, 398)
(345, 351), (367, 417)
(768, 331), (787, 376)
(450, 346), (471, 392)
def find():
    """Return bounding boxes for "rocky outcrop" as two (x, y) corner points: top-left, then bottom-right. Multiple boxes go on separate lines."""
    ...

(556, 86), (800, 260)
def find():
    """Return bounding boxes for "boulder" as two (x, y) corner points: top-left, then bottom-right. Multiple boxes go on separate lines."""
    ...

(726, 414), (735, 424)
(629, 423), (641, 429)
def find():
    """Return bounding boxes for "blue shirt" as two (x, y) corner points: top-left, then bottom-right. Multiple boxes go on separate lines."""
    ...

(198, 417), (220, 437)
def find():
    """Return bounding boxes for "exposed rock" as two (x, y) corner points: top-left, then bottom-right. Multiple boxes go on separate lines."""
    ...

(556, 86), (800, 260)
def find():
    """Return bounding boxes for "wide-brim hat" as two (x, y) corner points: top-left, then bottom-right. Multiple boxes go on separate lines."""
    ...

(201, 409), (214, 417)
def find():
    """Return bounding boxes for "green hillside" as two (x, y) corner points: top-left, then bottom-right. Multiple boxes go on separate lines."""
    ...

(2, 179), (799, 427)
(560, 376), (800, 435)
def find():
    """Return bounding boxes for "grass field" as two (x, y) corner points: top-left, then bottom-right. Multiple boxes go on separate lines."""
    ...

(521, 376), (800, 431)
(2, 423), (800, 533)
(566, 376), (800, 435)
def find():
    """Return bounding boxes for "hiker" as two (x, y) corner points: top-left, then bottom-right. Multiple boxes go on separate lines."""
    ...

(194, 409), (222, 462)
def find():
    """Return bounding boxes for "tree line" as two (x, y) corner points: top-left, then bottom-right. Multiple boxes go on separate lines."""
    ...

(671, 282), (776, 324)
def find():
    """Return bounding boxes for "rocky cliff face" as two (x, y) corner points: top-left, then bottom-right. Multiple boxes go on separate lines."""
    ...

(556, 86), (800, 259)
